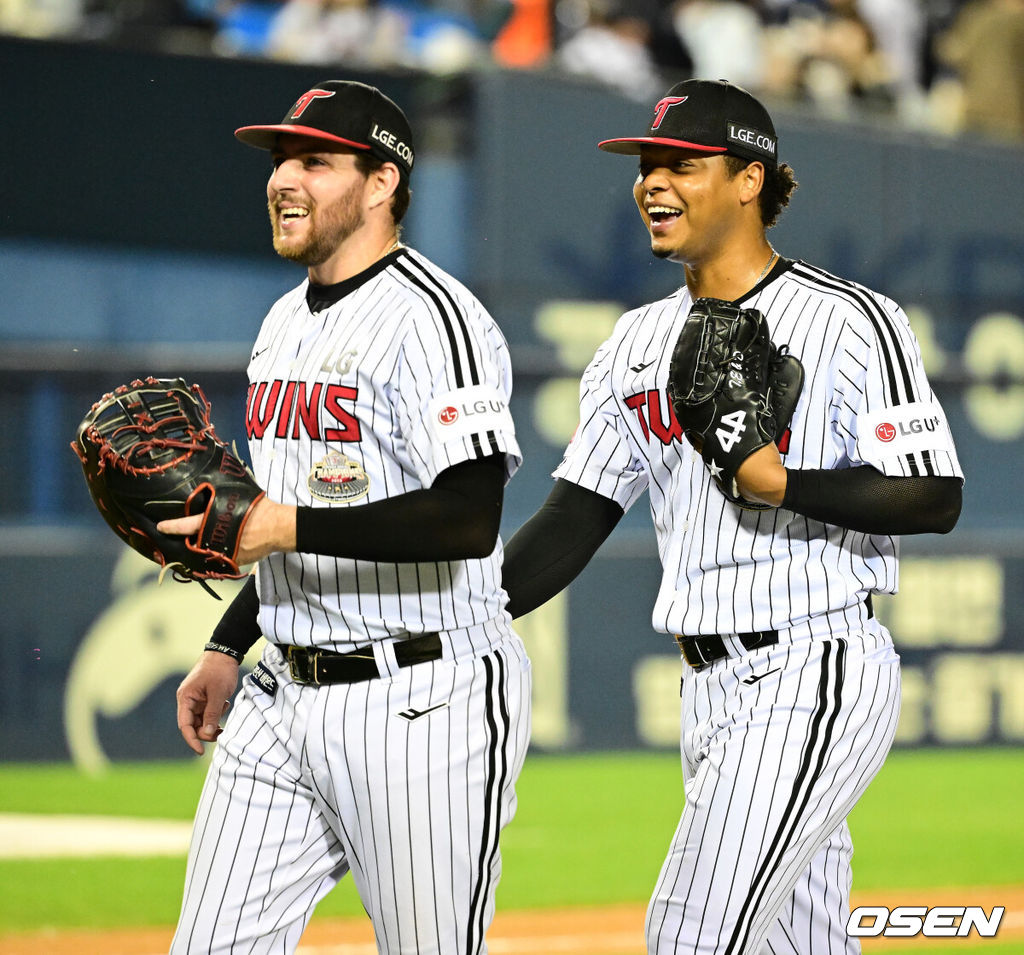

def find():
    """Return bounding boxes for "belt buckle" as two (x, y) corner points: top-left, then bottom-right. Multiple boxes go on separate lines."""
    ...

(674, 635), (701, 671)
(286, 647), (322, 685)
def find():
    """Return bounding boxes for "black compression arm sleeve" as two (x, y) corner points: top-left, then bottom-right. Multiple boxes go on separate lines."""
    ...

(209, 574), (261, 657)
(295, 454), (506, 561)
(208, 457), (507, 655)
(502, 479), (624, 619)
(782, 467), (962, 535)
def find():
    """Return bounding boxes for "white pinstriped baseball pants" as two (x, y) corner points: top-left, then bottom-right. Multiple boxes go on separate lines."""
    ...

(171, 639), (531, 955)
(646, 625), (901, 955)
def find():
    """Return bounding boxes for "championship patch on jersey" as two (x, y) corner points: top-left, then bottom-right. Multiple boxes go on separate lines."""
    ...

(429, 385), (514, 444)
(858, 401), (956, 461)
(308, 450), (370, 502)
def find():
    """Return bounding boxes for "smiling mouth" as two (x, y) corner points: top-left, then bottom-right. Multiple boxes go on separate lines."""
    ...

(643, 204), (684, 233)
(279, 206), (309, 225)
(647, 205), (681, 226)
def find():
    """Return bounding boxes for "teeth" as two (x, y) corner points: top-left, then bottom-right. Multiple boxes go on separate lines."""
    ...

(281, 207), (309, 219)
(647, 205), (680, 216)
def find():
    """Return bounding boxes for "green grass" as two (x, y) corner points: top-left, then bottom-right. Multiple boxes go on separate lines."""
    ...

(1, 858), (193, 930)
(848, 747), (1024, 889)
(909, 945), (1019, 953)
(500, 752), (684, 908)
(903, 948), (1019, 955)
(0, 760), (207, 819)
(0, 748), (1020, 936)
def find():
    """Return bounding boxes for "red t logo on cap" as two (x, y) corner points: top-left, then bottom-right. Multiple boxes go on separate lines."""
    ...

(291, 89), (336, 119)
(652, 96), (688, 130)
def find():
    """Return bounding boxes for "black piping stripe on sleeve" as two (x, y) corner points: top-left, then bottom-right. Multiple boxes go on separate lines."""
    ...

(394, 258), (481, 388)
(725, 639), (847, 954)
(393, 260), (465, 388)
(407, 257), (483, 386)
(791, 264), (916, 405)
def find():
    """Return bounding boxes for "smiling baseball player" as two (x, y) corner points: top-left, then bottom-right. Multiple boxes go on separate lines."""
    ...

(160, 80), (530, 954)
(502, 79), (964, 954)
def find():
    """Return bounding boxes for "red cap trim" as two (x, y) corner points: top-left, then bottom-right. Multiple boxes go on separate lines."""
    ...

(234, 124), (372, 151)
(597, 136), (728, 155)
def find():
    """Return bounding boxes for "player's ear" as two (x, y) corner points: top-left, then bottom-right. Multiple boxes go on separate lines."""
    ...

(367, 162), (401, 213)
(737, 160), (766, 205)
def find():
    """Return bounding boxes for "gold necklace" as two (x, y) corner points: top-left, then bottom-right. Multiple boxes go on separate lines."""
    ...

(384, 237), (402, 257)
(756, 248), (777, 284)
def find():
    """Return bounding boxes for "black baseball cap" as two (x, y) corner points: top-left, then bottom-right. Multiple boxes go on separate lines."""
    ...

(235, 80), (415, 179)
(598, 79), (777, 167)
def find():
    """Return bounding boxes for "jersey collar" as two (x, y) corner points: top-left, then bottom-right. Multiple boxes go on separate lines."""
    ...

(734, 254), (793, 306)
(306, 247), (408, 313)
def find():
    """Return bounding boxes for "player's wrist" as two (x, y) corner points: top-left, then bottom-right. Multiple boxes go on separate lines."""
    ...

(751, 467), (787, 507)
(263, 499), (297, 552)
(240, 499), (297, 562)
(735, 447), (788, 507)
(203, 641), (245, 663)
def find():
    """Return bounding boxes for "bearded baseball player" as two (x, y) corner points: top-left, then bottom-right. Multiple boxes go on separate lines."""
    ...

(157, 80), (530, 954)
(502, 79), (964, 954)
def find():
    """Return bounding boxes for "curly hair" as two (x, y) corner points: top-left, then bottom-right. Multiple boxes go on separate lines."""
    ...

(723, 155), (798, 229)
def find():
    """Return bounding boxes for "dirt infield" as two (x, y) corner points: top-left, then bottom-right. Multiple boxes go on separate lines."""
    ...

(2, 890), (1021, 955)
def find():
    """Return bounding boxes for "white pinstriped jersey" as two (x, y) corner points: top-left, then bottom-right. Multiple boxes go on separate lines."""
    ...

(246, 247), (521, 650)
(554, 258), (963, 637)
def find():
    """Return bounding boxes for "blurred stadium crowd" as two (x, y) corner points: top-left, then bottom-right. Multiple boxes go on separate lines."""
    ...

(2, 0), (1023, 140)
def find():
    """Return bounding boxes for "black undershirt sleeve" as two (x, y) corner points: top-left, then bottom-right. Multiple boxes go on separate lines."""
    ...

(209, 574), (261, 657)
(781, 466), (962, 535)
(208, 453), (507, 655)
(502, 479), (624, 619)
(294, 453), (507, 560)
(214, 463), (958, 654)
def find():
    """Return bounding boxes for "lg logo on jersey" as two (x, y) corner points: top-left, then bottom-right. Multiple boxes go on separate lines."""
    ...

(875, 415), (942, 443)
(321, 348), (358, 376)
(437, 398), (507, 427)
(847, 905), (1004, 939)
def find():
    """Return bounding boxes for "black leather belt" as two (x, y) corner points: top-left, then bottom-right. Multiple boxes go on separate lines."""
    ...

(676, 597), (875, 672)
(279, 633), (442, 685)
(675, 630), (778, 671)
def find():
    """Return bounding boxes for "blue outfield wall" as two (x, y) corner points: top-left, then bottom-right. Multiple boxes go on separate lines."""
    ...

(1, 41), (1022, 763)
(2, 536), (1022, 767)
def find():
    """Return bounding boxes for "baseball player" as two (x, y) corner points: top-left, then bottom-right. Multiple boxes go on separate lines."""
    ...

(158, 80), (531, 954)
(501, 79), (964, 954)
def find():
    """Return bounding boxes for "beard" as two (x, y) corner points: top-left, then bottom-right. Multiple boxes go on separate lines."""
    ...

(269, 179), (365, 267)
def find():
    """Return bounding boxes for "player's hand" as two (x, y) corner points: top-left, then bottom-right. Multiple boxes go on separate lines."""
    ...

(735, 444), (788, 507)
(176, 652), (242, 755)
(158, 498), (297, 565)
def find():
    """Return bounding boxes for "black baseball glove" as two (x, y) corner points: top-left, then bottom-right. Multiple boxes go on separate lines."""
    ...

(71, 377), (264, 594)
(668, 298), (804, 508)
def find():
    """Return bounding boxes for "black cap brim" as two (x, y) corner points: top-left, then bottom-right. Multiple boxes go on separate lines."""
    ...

(234, 124), (373, 152)
(598, 136), (728, 155)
